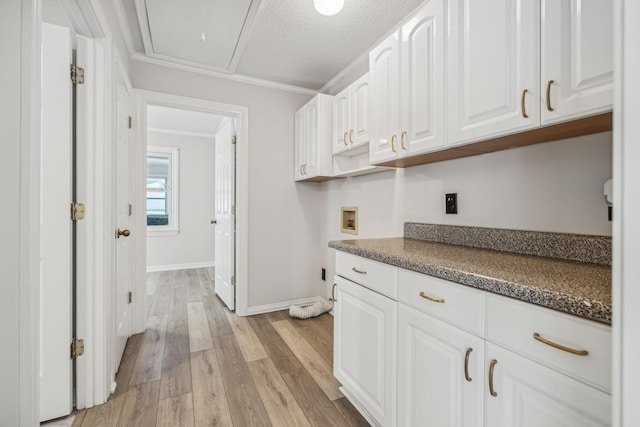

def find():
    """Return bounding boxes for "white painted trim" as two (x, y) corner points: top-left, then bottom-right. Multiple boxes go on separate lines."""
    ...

(134, 89), (250, 320)
(146, 261), (215, 273)
(338, 386), (382, 427)
(19, 0), (42, 424)
(146, 145), (180, 235)
(245, 296), (326, 316)
(147, 127), (215, 139)
(133, 0), (153, 55)
(132, 54), (318, 96)
(111, 0), (137, 56)
(227, 0), (265, 73)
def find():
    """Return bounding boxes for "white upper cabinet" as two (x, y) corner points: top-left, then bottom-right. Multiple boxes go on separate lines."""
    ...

(448, 0), (540, 146)
(541, 0), (613, 124)
(294, 94), (333, 181)
(332, 73), (370, 155)
(370, 0), (446, 164)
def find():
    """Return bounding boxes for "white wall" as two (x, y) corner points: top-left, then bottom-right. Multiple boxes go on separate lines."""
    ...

(321, 131), (613, 293)
(1, 0), (23, 423)
(131, 61), (321, 309)
(147, 131), (216, 270)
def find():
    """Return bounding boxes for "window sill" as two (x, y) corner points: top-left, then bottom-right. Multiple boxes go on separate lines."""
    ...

(147, 228), (179, 237)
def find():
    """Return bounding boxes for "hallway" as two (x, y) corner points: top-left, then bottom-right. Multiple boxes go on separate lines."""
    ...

(71, 268), (367, 426)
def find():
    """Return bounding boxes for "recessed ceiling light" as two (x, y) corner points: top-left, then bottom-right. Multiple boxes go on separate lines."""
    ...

(314, 0), (344, 16)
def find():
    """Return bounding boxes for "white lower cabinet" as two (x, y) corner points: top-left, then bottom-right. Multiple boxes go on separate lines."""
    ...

(397, 304), (484, 427)
(485, 342), (611, 427)
(333, 275), (397, 427)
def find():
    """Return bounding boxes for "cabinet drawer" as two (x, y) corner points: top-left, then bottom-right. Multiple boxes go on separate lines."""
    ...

(335, 251), (397, 300)
(486, 293), (611, 393)
(398, 269), (485, 337)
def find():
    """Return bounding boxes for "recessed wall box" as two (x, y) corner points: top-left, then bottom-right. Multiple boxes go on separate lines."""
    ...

(341, 207), (358, 235)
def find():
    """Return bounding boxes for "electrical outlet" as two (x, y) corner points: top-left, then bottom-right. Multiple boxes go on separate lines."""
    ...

(446, 193), (458, 214)
(321, 268), (326, 281)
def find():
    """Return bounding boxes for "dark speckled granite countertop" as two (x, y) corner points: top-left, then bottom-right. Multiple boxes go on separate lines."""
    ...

(329, 238), (612, 325)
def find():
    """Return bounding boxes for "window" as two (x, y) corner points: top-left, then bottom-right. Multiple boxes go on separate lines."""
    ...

(147, 146), (179, 235)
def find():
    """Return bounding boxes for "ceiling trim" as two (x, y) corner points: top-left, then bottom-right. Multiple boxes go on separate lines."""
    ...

(132, 52), (318, 95)
(147, 127), (216, 139)
(227, 0), (265, 73)
(133, 0), (153, 55)
(112, 0), (140, 57)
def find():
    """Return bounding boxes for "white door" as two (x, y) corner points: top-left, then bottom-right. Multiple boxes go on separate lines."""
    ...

(448, 0), (539, 145)
(332, 86), (350, 154)
(400, 0), (446, 156)
(40, 23), (73, 422)
(214, 118), (236, 310)
(350, 73), (370, 149)
(115, 72), (132, 367)
(485, 343), (611, 427)
(541, 0), (613, 124)
(369, 31), (401, 164)
(397, 304), (484, 427)
(304, 98), (319, 176)
(294, 108), (306, 181)
(333, 276), (397, 427)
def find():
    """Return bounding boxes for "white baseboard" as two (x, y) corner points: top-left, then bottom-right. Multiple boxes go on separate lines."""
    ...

(245, 296), (326, 316)
(339, 386), (381, 427)
(146, 261), (214, 272)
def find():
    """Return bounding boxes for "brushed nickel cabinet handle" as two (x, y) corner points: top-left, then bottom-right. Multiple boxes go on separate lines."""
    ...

(401, 131), (407, 150)
(332, 283), (337, 301)
(391, 134), (397, 153)
(343, 131), (348, 145)
(489, 359), (498, 397)
(533, 332), (589, 356)
(351, 267), (367, 275)
(546, 80), (555, 112)
(521, 89), (529, 118)
(419, 291), (445, 304)
(464, 347), (473, 382)
(349, 129), (354, 143)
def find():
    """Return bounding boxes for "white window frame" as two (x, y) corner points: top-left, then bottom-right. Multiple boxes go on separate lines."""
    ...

(146, 145), (180, 236)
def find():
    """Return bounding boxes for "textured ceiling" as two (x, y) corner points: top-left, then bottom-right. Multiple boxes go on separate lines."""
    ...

(118, 0), (425, 90)
(147, 105), (224, 138)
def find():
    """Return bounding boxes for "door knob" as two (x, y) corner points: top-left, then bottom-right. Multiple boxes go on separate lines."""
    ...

(117, 228), (131, 238)
(211, 219), (217, 224)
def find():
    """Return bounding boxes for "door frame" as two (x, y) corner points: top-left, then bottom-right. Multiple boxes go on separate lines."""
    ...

(134, 90), (250, 320)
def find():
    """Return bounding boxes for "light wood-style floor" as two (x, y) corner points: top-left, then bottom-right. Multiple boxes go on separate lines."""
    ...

(72, 268), (368, 427)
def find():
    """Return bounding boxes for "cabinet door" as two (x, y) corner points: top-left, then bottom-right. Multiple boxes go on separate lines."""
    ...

(448, 0), (539, 146)
(369, 31), (401, 164)
(485, 343), (611, 427)
(334, 276), (397, 427)
(333, 86), (351, 154)
(351, 73), (370, 149)
(541, 0), (613, 124)
(398, 304), (484, 427)
(294, 108), (306, 181)
(400, 0), (446, 156)
(304, 98), (319, 177)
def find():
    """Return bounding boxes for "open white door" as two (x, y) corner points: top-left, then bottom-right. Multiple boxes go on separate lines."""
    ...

(115, 72), (133, 369)
(40, 23), (73, 421)
(214, 118), (236, 310)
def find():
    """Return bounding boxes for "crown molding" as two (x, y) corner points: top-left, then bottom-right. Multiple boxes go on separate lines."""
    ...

(147, 127), (216, 139)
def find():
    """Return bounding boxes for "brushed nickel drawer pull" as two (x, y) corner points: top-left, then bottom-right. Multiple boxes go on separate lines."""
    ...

(533, 332), (589, 356)
(332, 283), (337, 301)
(489, 359), (498, 397)
(546, 80), (555, 111)
(464, 347), (473, 382)
(521, 89), (529, 118)
(419, 291), (445, 304)
(351, 267), (367, 275)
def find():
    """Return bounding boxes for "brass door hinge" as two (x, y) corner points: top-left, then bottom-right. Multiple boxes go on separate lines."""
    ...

(231, 135), (237, 145)
(71, 338), (85, 359)
(71, 202), (85, 221)
(70, 64), (85, 84)
(128, 116), (132, 129)
(231, 276), (235, 286)
(128, 291), (133, 304)
(231, 205), (236, 215)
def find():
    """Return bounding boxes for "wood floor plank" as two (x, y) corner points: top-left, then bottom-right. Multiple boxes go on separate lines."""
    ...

(172, 269), (187, 289)
(333, 397), (370, 427)
(147, 271), (161, 296)
(156, 393), (195, 427)
(272, 319), (342, 401)
(224, 310), (268, 362)
(130, 315), (168, 385)
(281, 368), (349, 427)
(262, 310), (289, 323)
(191, 349), (233, 427)
(79, 394), (124, 427)
(186, 269), (203, 303)
(160, 319), (192, 400)
(149, 274), (173, 320)
(247, 315), (303, 373)
(71, 409), (87, 427)
(289, 313), (334, 366)
(118, 380), (161, 427)
(187, 302), (214, 352)
(202, 295), (233, 337)
(214, 333), (272, 427)
(198, 270), (215, 299)
(168, 283), (188, 322)
(113, 333), (144, 396)
(247, 358), (311, 427)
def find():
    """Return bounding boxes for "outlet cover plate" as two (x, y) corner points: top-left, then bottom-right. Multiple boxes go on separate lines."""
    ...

(446, 193), (458, 214)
